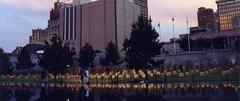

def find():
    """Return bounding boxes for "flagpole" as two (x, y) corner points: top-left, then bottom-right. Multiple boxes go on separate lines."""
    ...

(172, 17), (176, 54)
(158, 22), (162, 55)
(187, 17), (191, 53)
(158, 22), (161, 42)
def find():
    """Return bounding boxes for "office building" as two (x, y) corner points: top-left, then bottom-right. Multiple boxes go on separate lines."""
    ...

(30, 2), (61, 44)
(30, 0), (140, 52)
(216, 0), (240, 31)
(197, 7), (216, 32)
(134, 0), (148, 17)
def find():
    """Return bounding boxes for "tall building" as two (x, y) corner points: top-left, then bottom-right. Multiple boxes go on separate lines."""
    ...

(216, 0), (240, 31)
(30, 2), (61, 45)
(197, 7), (216, 32)
(134, 0), (148, 17)
(30, 0), (140, 52)
(29, 29), (45, 44)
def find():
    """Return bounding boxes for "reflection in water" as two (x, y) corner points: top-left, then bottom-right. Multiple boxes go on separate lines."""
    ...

(0, 88), (12, 101)
(15, 89), (34, 101)
(0, 83), (239, 101)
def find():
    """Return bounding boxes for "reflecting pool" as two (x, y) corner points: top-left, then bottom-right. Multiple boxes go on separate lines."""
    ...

(0, 83), (239, 101)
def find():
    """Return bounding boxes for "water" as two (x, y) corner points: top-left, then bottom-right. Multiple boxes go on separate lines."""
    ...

(0, 83), (239, 101)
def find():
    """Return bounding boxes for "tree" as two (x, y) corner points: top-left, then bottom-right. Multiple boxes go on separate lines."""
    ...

(39, 34), (75, 75)
(0, 48), (11, 75)
(123, 16), (162, 69)
(78, 43), (96, 68)
(17, 47), (34, 71)
(101, 41), (121, 66)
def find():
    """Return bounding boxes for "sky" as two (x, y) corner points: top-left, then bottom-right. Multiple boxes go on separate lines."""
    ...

(0, 0), (217, 52)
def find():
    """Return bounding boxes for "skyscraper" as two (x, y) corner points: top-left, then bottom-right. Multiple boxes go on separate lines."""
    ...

(216, 0), (240, 31)
(134, 0), (148, 17)
(197, 7), (216, 32)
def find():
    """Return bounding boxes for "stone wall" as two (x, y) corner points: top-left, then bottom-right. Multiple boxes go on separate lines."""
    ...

(156, 50), (240, 66)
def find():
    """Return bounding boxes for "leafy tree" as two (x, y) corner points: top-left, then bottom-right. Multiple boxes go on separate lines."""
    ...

(0, 48), (12, 75)
(101, 41), (121, 66)
(78, 43), (96, 68)
(17, 47), (34, 70)
(123, 16), (162, 69)
(39, 34), (75, 75)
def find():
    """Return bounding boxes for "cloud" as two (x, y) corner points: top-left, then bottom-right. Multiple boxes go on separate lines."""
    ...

(0, 0), (58, 11)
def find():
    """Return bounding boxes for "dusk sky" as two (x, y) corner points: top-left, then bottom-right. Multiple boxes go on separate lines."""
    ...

(0, 0), (216, 52)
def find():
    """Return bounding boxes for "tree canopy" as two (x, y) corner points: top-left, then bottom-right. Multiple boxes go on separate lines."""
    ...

(78, 43), (96, 68)
(17, 47), (34, 70)
(0, 48), (11, 75)
(101, 41), (121, 66)
(39, 34), (75, 75)
(123, 16), (162, 69)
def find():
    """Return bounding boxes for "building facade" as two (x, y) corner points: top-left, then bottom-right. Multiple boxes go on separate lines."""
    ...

(30, 0), (141, 52)
(133, 0), (148, 17)
(157, 50), (240, 66)
(216, 0), (240, 31)
(179, 29), (240, 51)
(197, 7), (216, 32)
(30, 2), (61, 45)
(29, 29), (45, 44)
(161, 42), (181, 55)
(180, 29), (240, 41)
